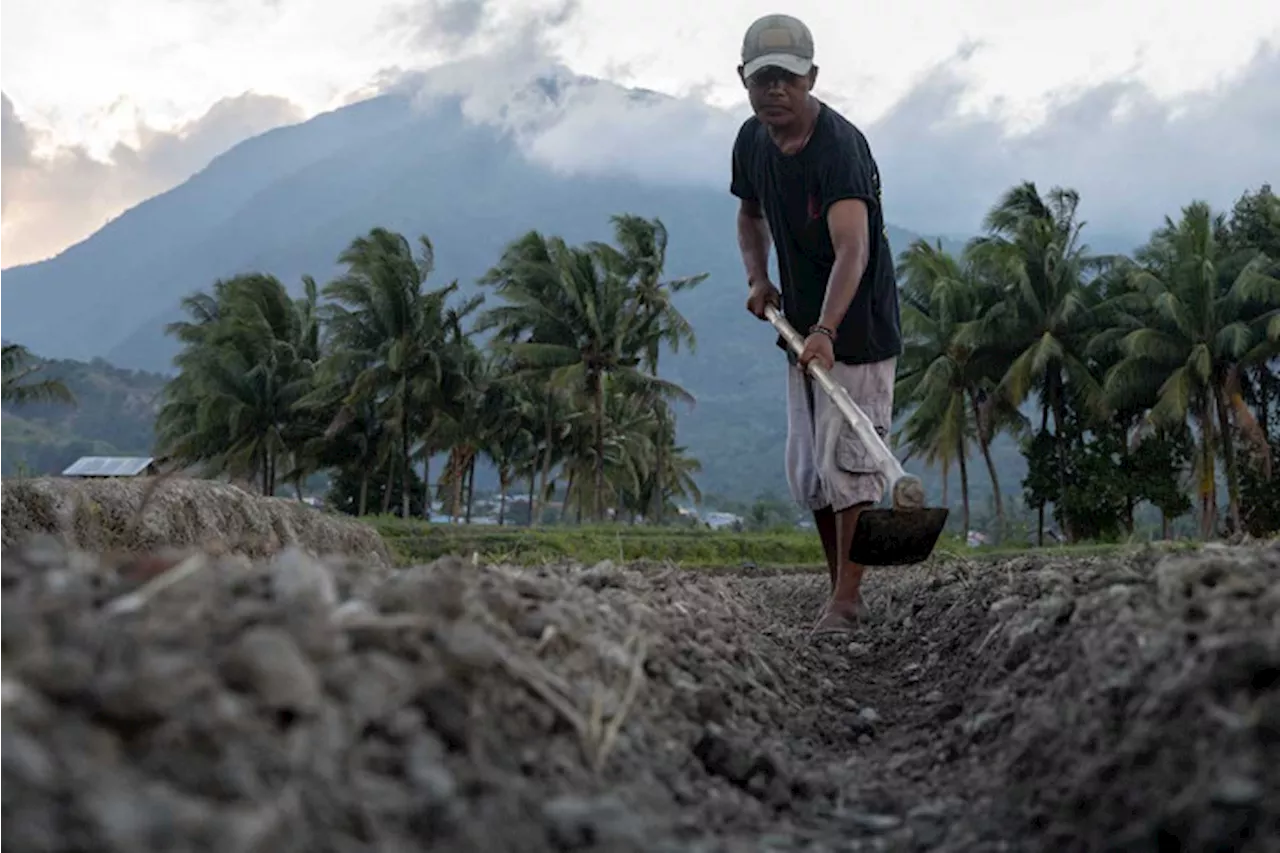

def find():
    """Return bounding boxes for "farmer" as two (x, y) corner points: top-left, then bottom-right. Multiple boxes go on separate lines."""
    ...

(730, 13), (903, 636)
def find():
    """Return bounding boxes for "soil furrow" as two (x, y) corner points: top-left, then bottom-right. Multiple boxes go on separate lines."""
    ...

(3, 538), (1278, 852)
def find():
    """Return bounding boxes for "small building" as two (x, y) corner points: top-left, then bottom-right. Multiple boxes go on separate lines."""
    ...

(703, 511), (745, 531)
(61, 456), (158, 478)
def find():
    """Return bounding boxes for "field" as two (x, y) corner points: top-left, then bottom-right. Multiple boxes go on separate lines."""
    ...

(370, 516), (828, 568)
(367, 516), (1198, 570)
(2, 478), (1278, 851)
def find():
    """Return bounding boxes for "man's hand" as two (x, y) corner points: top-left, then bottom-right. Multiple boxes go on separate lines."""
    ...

(745, 279), (781, 320)
(798, 332), (835, 372)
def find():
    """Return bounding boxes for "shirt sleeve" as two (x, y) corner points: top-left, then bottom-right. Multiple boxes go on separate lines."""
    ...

(729, 124), (757, 201)
(817, 136), (880, 218)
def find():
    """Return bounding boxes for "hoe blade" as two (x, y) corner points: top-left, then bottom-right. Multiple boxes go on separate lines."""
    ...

(850, 507), (950, 566)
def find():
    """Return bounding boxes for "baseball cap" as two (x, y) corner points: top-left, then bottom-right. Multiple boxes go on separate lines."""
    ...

(740, 14), (815, 79)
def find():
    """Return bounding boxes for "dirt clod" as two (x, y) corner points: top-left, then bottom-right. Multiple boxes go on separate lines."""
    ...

(2, 538), (1279, 851)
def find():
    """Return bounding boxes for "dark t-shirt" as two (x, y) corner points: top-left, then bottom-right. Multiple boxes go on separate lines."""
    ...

(730, 100), (902, 365)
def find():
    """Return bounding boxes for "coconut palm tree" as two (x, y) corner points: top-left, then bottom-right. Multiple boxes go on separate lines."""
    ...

(963, 182), (1104, 542)
(320, 227), (475, 518)
(478, 230), (692, 521)
(590, 214), (708, 522)
(895, 238), (1026, 537)
(1098, 201), (1280, 535)
(156, 273), (319, 494)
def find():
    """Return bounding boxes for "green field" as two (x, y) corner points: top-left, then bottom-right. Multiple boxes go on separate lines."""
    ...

(366, 517), (1203, 568)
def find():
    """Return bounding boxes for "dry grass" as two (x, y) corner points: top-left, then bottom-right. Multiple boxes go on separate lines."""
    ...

(0, 476), (390, 566)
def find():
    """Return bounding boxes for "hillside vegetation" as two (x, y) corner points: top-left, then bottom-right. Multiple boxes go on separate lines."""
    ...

(1, 346), (166, 476)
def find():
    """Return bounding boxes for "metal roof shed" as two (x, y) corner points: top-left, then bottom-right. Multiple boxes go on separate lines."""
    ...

(61, 456), (158, 478)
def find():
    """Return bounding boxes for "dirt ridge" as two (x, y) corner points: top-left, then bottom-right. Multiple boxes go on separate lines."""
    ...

(2, 538), (1277, 851)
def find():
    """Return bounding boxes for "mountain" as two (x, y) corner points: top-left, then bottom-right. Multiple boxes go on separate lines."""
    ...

(1, 354), (168, 477)
(1, 68), (1010, 512)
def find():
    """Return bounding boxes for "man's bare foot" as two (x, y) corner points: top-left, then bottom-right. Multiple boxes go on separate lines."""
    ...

(808, 598), (868, 638)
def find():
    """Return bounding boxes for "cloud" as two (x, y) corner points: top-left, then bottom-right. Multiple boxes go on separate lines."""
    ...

(1, 95), (38, 175)
(404, 36), (1279, 248)
(1, 91), (304, 267)
(398, 0), (489, 48)
(6, 7), (1274, 268)
(399, 0), (750, 189)
(387, 0), (577, 58)
(865, 41), (1280, 245)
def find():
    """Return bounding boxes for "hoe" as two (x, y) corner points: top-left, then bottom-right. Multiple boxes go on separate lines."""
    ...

(765, 304), (949, 566)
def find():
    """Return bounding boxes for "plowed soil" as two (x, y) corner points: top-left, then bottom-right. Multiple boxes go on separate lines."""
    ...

(3, 536), (1278, 852)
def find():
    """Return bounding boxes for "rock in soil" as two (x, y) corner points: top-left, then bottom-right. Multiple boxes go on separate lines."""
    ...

(2, 539), (1279, 852)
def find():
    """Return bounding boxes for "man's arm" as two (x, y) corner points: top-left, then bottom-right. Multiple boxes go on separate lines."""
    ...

(817, 198), (871, 331)
(737, 198), (772, 286)
(730, 124), (772, 288)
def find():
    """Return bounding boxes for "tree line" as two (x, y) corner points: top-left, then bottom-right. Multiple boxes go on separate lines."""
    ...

(59, 179), (1279, 543)
(153, 215), (708, 525)
(894, 181), (1280, 542)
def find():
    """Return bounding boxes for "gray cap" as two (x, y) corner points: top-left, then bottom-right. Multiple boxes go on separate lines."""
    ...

(740, 14), (815, 79)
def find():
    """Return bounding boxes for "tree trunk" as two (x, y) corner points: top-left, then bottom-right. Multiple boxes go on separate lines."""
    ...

(450, 451), (463, 523)
(941, 460), (949, 506)
(652, 397), (665, 524)
(1256, 365), (1272, 440)
(562, 473), (573, 524)
(536, 395), (555, 527)
(1120, 423), (1135, 534)
(972, 397), (1004, 539)
(593, 372), (606, 522)
(526, 473), (536, 526)
(358, 472), (369, 517)
(381, 457), (395, 514)
(400, 403), (411, 520)
(957, 430), (971, 537)
(498, 469), (509, 525)
(1037, 401), (1050, 546)
(1200, 399), (1217, 539)
(1215, 387), (1242, 533)
(1161, 511), (1170, 540)
(422, 450), (432, 520)
(1050, 373), (1072, 543)
(464, 457), (476, 524)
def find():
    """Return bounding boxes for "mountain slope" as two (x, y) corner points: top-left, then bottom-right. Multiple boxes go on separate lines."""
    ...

(1, 70), (1005, 509)
(1, 355), (168, 477)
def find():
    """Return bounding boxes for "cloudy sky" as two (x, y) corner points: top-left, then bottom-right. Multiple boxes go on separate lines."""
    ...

(3, 0), (1278, 267)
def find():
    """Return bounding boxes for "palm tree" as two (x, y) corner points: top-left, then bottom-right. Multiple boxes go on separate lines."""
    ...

(612, 377), (704, 519)
(478, 230), (692, 521)
(895, 239), (1018, 536)
(1098, 201), (1280, 535)
(320, 227), (471, 518)
(434, 340), (490, 522)
(156, 273), (319, 494)
(964, 182), (1103, 542)
(479, 361), (538, 525)
(590, 214), (708, 522)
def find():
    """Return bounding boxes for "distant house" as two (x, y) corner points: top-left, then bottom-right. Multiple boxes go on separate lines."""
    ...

(61, 456), (158, 478)
(703, 511), (745, 531)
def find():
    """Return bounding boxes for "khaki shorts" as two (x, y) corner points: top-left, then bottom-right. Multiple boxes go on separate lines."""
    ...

(785, 357), (896, 513)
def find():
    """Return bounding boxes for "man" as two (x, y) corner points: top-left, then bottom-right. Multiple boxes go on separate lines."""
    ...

(730, 13), (902, 637)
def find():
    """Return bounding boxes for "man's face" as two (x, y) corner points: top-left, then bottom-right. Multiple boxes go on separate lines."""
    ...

(739, 65), (817, 127)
